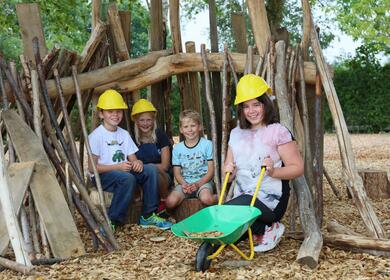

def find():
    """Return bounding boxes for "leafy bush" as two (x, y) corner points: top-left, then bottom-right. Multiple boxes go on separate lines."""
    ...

(325, 45), (390, 133)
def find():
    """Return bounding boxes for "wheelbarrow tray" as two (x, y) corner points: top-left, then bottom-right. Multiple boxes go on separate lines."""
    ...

(171, 205), (261, 244)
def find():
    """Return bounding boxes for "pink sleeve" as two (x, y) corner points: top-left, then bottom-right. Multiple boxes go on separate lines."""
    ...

(276, 125), (292, 146)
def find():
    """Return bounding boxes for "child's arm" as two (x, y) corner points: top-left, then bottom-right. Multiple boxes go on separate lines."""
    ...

(88, 154), (132, 173)
(192, 160), (214, 190)
(155, 146), (170, 172)
(128, 154), (144, 173)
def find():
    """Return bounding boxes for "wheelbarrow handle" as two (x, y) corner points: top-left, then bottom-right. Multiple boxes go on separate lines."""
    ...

(218, 172), (230, 205)
(250, 167), (266, 207)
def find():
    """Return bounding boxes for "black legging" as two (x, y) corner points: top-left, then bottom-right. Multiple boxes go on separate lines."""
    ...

(225, 180), (290, 241)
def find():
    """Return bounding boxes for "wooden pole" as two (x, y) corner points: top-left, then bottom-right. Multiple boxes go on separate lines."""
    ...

(297, 50), (317, 219)
(231, 12), (248, 53)
(20, 206), (35, 260)
(221, 46), (229, 170)
(0, 135), (31, 266)
(150, 0), (166, 129)
(323, 167), (342, 199)
(0, 256), (34, 275)
(54, 69), (82, 175)
(201, 44), (221, 195)
(169, 0), (190, 110)
(275, 40), (322, 268)
(185, 42), (201, 113)
(246, 0), (271, 57)
(72, 66), (110, 225)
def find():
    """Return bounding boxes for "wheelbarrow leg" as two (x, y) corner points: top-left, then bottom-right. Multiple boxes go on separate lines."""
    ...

(195, 242), (215, 272)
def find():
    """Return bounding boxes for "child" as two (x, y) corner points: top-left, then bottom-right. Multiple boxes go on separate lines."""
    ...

(88, 89), (172, 230)
(131, 99), (173, 212)
(166, 109), (217, 209)
(224, 74), (304, 252)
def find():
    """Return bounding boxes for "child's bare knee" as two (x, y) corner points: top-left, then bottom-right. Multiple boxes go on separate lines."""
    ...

(166, 193), (182, 208)
(199, 192), (215, 205)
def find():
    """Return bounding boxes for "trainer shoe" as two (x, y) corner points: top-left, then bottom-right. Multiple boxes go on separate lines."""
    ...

(254, 222), (285, 252)
(139, 213), (173, 230)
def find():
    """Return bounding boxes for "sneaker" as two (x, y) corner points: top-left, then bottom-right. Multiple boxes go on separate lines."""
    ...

(254, 222), (285, 252)
(157, 208), (170, 219)
(139, 213), (173, 230)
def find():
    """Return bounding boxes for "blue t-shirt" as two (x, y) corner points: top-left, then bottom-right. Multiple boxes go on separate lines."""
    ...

(136, 128), (170, 164)
(172, 137), (213, 184)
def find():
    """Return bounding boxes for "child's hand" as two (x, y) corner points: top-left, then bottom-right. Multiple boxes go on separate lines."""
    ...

(224, 162), (236, 174)
(132, 160), (143, 173)
(182, 183), (192, 194)
(262, 156), (274, 176)
(189, 183), (198, 192)
(118, 161), (132, 172)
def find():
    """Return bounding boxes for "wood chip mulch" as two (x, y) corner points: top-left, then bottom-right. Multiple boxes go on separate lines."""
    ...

(1, 134), (389, 279)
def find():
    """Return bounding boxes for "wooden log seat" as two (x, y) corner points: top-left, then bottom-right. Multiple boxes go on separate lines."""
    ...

(89, 187), (143, 224)
(171, 198), (204, 222)
(358, 169), (390, 200)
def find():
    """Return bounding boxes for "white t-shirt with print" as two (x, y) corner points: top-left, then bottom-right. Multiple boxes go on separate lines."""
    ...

(228, 123), (292, 210)
(88, 124), (138, 165)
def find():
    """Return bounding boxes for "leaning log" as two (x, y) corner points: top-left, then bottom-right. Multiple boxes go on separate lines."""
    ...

(275, 40), (322, 269)
(327, 220), (390, 256)
(2, 52), (321, 101)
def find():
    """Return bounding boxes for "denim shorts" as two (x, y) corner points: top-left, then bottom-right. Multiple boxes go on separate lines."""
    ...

(173, 182), (214, 198)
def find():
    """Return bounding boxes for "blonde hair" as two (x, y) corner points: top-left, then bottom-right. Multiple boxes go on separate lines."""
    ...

(133, 114), (157, 145)
(179, 109), (201, 126)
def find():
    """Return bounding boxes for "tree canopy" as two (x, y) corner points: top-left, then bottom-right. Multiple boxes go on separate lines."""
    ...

(0, 0), (149, 61)
(326, 0), (390, 54)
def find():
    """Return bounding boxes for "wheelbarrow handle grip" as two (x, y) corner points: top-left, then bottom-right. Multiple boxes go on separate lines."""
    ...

(250, 167), (267, 207)
(218, 172), (231, 205)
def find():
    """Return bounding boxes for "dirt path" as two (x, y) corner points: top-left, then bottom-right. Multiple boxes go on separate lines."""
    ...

(1, 134), (389, 279)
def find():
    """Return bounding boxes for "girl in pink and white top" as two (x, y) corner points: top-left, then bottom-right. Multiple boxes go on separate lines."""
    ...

(224, 74), (304, 252)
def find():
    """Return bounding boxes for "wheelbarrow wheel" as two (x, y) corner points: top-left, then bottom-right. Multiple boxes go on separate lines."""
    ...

(195, 242), (215, 272)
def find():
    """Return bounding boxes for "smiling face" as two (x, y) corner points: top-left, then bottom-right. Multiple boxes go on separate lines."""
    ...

(99, 109), (123, 131)
(242, 98), (265, 129)
(179, 117), (202, 142)
(135, 112), (155, 135)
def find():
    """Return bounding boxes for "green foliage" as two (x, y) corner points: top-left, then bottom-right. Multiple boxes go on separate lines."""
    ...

(325, 0), (390, 54)
(0, 0), (91, 61)
(325, 44), (390, 132)
(0, 0), (150, 61)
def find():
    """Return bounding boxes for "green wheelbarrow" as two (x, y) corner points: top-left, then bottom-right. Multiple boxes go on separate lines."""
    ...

(171, 167), (266, 271)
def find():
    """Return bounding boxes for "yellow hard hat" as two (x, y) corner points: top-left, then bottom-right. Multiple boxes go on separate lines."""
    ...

(131, 99), (157, 120)
(234, 74), (272, 105)
(96, 89), (128, 110)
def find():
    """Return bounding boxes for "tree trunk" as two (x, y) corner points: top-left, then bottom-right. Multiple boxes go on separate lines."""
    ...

(357, 169), (390, 200)
(150, 0), (166, 129)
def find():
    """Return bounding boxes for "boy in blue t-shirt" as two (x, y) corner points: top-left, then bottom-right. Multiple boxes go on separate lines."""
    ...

(166, 110), (217, 210)
(88, 89), (172, 230)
